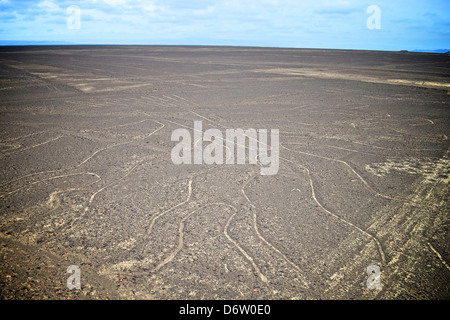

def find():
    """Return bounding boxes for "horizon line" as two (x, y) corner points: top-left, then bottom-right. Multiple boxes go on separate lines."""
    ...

(0, 41), (449, 54)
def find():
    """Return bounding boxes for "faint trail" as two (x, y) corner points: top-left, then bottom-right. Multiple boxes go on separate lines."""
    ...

(0, 170), (60, 189)
(241, 173), (310, 288)
(280, 143), (406, 202)
(285, 135), (444, 153)
(74, 143), (130, 169)
(0, 172), (101, 199)
(150, 208), (197, 273)
(144, 180), (193, 241)
(0, 135), (65, 158)
(161, 95), (184, 107)
(427, 242), (450, 272)
(137, 116), (165, 138)
(64, 162), (141, 230)
(151, 202), (228, 273)
(77, 118), (164, 166)
(224, 205), (268, 284)
(280, 141), (379, 156)
(0, 130), (48, 143)
(172, 94), (199, 107)
(102, 118), (150, 130)
(0, 141), (120, 192)
(286, 159), (387, 266)
(410, 119), (434, 126)
(0, 118), (164, 191)
(39, 184), (98, 220)
(85, 162), (141, 210)
(28, 135), (65, 149)
(346, 139), (443, 152)
(171, 94), (228, 129)
(320, 144), (378, 156)
(141, 95), (179, 108)
(0, 141), (21, 151)
(189, 110), (227, 129)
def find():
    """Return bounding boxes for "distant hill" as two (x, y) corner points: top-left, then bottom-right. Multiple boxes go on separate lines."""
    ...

(411, 49), (450, 54)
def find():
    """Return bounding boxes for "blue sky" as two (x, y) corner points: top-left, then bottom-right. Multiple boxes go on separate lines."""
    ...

(0, 0), (449, 51)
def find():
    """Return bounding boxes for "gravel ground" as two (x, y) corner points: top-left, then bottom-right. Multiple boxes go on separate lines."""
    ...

(0, 46), (449, 299)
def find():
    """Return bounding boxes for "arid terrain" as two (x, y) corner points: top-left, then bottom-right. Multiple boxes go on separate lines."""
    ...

(0, 46), (449, 299)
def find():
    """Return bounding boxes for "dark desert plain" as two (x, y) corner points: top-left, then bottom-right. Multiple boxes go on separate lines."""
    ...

(0, 46), (449, 300)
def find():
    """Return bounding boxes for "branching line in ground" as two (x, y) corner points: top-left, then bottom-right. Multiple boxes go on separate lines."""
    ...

(84, 162), (141, 212)
(241, 172), (310, 288)
(223, 203), (268, 284)
(280, 143), (407, 202)
(63, 162), (141, 231)
(0, 118), (164, 192)
(0, 135), (65, 158)
(0, 172), (101, 199)
(282, 157), (387, 266)
(114, 198), (269, 285)
(151, 202), (231, 274)
(142, 180), (193, 252)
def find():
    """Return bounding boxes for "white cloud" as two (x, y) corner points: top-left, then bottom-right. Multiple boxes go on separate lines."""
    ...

(82, 8), (114, 21)
(38, 0), (62, 12)
(87, 0), (131, 8)
(1, 0), (448, 50)
(102, 0), (129, 6)
(193, 5), (215, 15)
